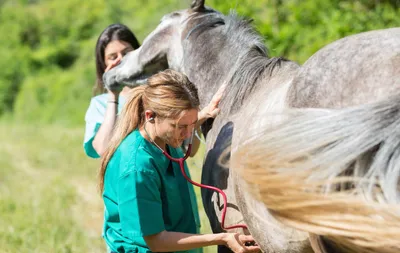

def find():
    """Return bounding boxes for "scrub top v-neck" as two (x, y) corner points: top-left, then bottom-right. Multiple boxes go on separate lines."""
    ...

(102, 129), (201, 253)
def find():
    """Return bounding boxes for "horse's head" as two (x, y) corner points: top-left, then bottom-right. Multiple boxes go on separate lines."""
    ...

(103, 0), (218, 91)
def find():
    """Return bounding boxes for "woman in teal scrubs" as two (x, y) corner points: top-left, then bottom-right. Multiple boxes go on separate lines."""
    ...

(98, 69), (260, 253)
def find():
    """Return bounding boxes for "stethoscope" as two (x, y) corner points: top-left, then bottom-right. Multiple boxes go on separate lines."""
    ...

(144, 117), (248, 230)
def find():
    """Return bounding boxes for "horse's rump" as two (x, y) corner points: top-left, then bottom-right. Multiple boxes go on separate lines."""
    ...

(233, 93), (400, 253)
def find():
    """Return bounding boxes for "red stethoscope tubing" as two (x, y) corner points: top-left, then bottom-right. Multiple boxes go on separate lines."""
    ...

(144, 120), (247, 230)
(162, 143), (248, 231)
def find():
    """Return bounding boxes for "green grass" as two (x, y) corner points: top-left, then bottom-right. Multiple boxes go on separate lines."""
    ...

(0, 122), (215, 253)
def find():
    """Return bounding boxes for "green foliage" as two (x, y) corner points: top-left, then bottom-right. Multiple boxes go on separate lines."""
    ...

(13, 65), (93, 125)
(0, 0), (399, 125)
(208, 0), (400, 62)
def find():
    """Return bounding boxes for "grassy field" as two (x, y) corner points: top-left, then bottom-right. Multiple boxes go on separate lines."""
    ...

(0, 122), (215, 253)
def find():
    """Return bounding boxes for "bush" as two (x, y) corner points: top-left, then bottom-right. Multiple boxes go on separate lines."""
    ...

(1, 0), (399, 125)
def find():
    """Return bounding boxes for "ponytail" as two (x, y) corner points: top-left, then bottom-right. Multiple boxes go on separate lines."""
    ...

(98, 69), (200, 192)
(98, 86), (146, 192)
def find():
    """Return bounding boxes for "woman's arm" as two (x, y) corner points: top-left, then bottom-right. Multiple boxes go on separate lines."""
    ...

(144, 230), (259, 253)
(190, 84), (225, 157)
(189, 84), (226, 157)
(196, 83), (226, 128)
(92, 60), (123, 156)
(116, 157), (259, 253)
(92, 92), (119, 156)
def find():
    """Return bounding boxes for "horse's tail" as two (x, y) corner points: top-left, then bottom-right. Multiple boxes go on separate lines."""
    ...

(232, 94), (400, 253)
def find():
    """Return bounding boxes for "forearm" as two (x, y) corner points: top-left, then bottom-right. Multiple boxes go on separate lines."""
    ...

(145, 231), (226, 252)
(92, 95), (119, 156)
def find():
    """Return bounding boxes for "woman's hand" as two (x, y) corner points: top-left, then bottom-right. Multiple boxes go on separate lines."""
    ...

(224, 233), (260, 253)
(198, 83), (226, 121)
(105, 59), (123, 95)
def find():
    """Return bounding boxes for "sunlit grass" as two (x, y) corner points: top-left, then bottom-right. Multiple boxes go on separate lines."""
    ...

(0, 122), (214, 253)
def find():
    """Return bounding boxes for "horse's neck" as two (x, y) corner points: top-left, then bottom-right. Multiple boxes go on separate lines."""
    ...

(236, 60), (298, 145)
(183, 25), (268, 108)
(256, 59), (299, 111)
(231, 58), (299, 116)
(208, 59), (299, 149)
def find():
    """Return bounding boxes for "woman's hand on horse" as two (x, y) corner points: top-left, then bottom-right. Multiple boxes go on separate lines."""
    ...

(105, 59), (123, 95)
(199, 83), (226, 121)
(223, 233), (260, 253)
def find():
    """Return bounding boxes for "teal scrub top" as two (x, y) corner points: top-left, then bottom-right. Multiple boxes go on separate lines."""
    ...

(102, 129), (201, 253)
(83, 94), (125, 158)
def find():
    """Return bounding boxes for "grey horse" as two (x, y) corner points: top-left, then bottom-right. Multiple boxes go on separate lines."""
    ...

(103, 1), (400, 252)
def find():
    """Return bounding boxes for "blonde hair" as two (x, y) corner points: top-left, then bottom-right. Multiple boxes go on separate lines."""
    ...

(98, 69), (200, 191)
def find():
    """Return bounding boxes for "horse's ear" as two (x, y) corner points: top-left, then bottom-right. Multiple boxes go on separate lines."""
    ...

(191, 0), (205, 12)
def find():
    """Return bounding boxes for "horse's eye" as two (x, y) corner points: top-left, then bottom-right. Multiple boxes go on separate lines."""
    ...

(170, 12), (180, 17)
(161, 11), (181, 23)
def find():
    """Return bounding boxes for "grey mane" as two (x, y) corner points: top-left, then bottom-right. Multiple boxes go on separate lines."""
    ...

(187, 11), (288, 114)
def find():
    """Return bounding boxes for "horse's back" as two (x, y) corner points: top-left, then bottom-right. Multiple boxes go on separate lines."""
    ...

(289, 27), (400, 108)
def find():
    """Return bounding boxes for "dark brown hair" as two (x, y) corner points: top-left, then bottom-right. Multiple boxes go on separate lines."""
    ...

(94, 24), (140, 94)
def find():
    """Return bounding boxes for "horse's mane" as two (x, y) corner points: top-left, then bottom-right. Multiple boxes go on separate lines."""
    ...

(223, 13), (289, 113)
(187, 11), (288, 114)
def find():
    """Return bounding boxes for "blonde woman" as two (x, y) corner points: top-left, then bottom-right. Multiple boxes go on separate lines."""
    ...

(99, 69), (259, 253)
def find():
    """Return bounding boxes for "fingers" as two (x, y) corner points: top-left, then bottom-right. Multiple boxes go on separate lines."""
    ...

(211, 83), (227, 104)
(240, 235), (256, 243)
(202, 83), (226, 120)
(216, 82), (227, 97)
(213, 108), (221, 116)
(239, 235), (260, 252)
(244, 245), (261, 253)
(209, 107), (220, 116)
(104, 59), (123, 93)
(105, 59), (121, 72)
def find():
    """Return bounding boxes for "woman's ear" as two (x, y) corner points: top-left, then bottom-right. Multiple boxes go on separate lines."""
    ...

(145, 110), (156, 123)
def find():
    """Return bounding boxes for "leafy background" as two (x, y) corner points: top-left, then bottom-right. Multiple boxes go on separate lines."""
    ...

(0, 0), (399, 252)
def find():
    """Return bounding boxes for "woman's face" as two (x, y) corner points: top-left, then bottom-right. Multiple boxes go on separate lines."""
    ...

(104, 40), (134, 69)
(156, 109), (198, 148)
